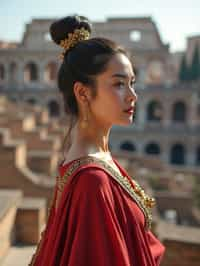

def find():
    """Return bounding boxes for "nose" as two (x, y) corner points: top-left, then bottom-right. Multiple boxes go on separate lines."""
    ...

(126, 87), (138, 103)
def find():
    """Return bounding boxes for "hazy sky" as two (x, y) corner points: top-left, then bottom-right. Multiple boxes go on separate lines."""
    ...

(0, 0), (199, 52)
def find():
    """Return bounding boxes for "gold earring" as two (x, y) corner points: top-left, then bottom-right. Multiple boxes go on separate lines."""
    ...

(80, 105), (89, 129)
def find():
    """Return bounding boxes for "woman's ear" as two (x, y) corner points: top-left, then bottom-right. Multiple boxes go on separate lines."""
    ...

(73, 81), (91, 105)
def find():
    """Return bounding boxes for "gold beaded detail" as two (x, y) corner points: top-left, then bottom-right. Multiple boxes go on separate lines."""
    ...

(59, 27), (90, 59)
(58, 156), (155, 230)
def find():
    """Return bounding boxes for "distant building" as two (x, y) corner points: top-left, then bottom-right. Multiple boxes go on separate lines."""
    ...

(0, 17), (200, 168)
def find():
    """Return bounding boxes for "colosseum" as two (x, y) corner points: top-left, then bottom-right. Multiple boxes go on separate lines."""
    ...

(0, 16), (200, 169)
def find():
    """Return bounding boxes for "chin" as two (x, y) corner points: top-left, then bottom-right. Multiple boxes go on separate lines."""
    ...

(116, 119), (133, 126)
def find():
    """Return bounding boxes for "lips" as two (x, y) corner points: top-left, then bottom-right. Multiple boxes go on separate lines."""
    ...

(124, 107), (134, 113)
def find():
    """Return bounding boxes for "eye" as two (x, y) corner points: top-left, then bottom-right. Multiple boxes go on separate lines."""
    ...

(114, 81), (125, 89)
(130, 80), (136, 88)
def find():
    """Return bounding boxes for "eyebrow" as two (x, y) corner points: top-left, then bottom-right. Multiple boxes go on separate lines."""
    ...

(111, 73), (136, 81)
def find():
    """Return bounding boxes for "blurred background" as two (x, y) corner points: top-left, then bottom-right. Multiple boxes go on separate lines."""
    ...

(0, 1), (200, 265)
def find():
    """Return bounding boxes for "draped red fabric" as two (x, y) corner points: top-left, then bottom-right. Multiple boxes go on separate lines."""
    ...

(31, 157), (165, 266)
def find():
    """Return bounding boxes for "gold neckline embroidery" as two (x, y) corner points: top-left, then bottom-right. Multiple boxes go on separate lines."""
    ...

(57, 156), (155, 230)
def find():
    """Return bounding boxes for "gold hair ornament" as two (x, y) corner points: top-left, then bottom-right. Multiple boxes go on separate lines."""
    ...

(59, 27), (90, 60)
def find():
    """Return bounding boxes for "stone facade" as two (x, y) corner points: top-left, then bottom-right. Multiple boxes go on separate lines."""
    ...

(157, 221), (200, 266)
(0, 17), (200, 169)
(0, 189), (47, 264)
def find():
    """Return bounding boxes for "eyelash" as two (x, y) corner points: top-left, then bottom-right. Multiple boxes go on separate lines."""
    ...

(115, 81), (135, 88)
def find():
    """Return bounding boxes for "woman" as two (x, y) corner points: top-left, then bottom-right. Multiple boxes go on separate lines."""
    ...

(29, 15), (165, 266)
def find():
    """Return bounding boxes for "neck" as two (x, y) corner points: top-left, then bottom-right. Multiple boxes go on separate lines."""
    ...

(67, 120), (112, 157)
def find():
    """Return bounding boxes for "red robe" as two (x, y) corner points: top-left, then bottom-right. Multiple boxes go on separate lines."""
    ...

(30, 156), (165, 266)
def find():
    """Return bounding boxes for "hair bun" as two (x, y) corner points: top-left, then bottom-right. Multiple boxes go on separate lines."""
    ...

(49, 15), (92, 46)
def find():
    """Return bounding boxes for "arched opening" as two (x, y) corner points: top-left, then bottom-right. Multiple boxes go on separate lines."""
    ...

(0, 64), (5, 81)
(9, 96), (17, 102)
(9, 62), (18, 82)
(44, 62), (57, 82)
(132, 102), (137, 123)
(197, 103), (200, 119)
(48, 100), (60, 117)
(196, 146), (200, 165)
(147, 100), (163, 121)
(120, 141), (136, 152)
(145, 142), (160, 155)
(26, 98), (37, 105)
(170, 144), (185, 165)
(24, 62), (38, 82)
(172, 101), (186, 122)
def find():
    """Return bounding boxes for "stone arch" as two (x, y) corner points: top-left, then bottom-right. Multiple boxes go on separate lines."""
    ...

(144, 142), (161, 155)
(120, 141), (136, 152)
(146, 100), (163, 121)
(44, 61), (57, 82)
(24, 62), (38, 82)
(170, 143), (185, 165)
(0, 63), (5, 80)
(172, 101), (186, 122)
(47, 100), (60, 117)
(9, 62), (18, 82)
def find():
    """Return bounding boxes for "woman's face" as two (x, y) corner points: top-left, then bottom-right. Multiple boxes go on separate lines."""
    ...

(89, 53), (138, 128)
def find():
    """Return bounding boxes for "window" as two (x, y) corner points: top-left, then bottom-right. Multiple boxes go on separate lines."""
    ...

(24, 62), (38, 82)
(130, 30), (141, 42)
(0, 64), (5, 80)
(44, 32), (51, 42)
(44, 62), (57, 82)
(172, 101), (186, 122)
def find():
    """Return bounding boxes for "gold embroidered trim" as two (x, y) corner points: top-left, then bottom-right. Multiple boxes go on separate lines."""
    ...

(57, 156), (154, 230)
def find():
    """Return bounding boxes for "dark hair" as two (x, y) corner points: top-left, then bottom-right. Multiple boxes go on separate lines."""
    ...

(50, 15), (128, 159)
